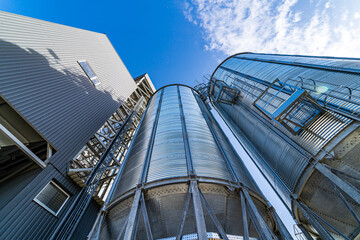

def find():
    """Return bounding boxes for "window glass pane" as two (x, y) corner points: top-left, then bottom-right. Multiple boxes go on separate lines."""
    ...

(78, 61), (101, 86)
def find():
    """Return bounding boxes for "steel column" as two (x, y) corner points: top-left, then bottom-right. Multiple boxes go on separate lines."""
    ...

(178, 86), (196, 176)
(139, 89), (164, 183)
(140, 193), (153, 240)
(190, 181), (208, 240)
(268, 205), (293, 240)
(176, 192), (192, 240)
(316, 163), (360, 205)
(240, 191), (250, 240)
(198, 189), (229, 240)
(241, 188), (274, 240)
(123, 189), (142, 240)
(294, 201), (335, 240)
(296, 224), (314, 240)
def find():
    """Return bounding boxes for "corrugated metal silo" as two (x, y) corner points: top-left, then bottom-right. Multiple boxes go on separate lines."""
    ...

(208, 53), (360, 239)
(90, 85), (292, 240)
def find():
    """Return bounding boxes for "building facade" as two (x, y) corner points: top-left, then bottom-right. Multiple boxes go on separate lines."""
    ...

(0, 11), (155, 239)
(206, 52), (360, 239)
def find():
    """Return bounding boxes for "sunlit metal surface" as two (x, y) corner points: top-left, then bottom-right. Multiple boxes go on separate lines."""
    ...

(209, 52), (360, 239)
(88, 85), (291, 240)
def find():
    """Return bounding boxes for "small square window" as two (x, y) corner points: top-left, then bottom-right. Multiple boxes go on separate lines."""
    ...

(34, 181), (70, 216)
(78, 60), (101, 86)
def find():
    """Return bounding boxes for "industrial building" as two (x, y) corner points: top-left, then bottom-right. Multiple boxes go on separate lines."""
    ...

(202, 52), (360, 239)
(0, 11), (155, 240)
(1, 10), (359, 240)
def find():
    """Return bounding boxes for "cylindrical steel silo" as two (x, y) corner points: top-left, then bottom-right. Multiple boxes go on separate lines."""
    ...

(90, 85), (291, 240)
(208, 53), (360, 239)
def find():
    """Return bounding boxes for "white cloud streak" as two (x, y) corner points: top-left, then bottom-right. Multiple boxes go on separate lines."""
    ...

(184, 0), (360, 57)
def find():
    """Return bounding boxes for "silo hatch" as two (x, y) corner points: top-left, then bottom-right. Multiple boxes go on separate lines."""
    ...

(212, 80), (240, 105)
(253, 79), (324, 135)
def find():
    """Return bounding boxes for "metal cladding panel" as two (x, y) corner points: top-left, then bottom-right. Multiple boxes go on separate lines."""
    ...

(112, 85), (264, 201)
(198, 98), (261, 194)
(71, 199), (100, 240)
(212, 101), (294, 207)
(213, 53), (354, 157)
(147, 86), (187, 182)
(180, 87), (233, 181)
(0, 11), (137, 171)
(113, 91), (162, 197)
(214, 101), (310, 193)
(0, 164), (81, 239)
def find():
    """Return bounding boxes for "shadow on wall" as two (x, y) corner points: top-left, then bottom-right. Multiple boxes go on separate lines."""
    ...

(0, 39), (125, 151)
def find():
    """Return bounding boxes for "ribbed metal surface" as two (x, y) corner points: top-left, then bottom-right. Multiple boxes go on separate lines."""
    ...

(0, 11), (137, 172)
(210, 53), (360, 237)
(180, 87), (233, 181)
(0, 11), (140, 239)
(147, 86), (187, 182)
(112, 85), (263, 200)
(213, 53), (355, 156)
(214, 101), (309, 194)
(113, 90), (162, 196)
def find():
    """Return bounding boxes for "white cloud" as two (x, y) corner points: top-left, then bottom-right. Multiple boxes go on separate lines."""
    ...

(184, 0), (360, 57)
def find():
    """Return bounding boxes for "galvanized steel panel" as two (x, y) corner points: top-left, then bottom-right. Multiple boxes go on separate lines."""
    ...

(112, 85), (263, 200)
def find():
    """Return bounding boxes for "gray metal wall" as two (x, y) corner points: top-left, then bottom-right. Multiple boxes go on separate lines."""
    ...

(0, 11), (139, 239)
(112, 85), (261, 199)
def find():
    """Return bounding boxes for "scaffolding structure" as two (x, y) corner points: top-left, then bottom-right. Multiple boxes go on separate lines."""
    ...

(68, 76), (154, 205)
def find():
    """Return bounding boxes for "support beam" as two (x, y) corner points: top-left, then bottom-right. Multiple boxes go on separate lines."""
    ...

(294, 201), (335, 240)
(139, 89), (164, 183)
(268, 205), (293, 240)
(116, 215), (130, 240)
(140, 192), (153, 240)
(178, 86), (195, 176)
(198, 189), (229, 240)
(123, 189), (142, 240)
(331, 182), (360, 225)
(176, 192), (192, 240)
(316, 163), (360, 205)
(190, 181), (208, 240)
(0, 123), (46, 168)
(296, 224), (314, 240)
(240, 191), (250, 240)
(69, 166), (120, 172)
(241, 188), (274, 240)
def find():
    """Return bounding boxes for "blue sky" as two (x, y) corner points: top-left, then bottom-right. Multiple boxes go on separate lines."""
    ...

(2, 0), (359, 90)
(0, 1), (223, 89)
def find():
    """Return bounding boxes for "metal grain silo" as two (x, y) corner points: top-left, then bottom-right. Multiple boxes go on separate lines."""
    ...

(88, 85), (292, 240)
(207, 53), (360, 239)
